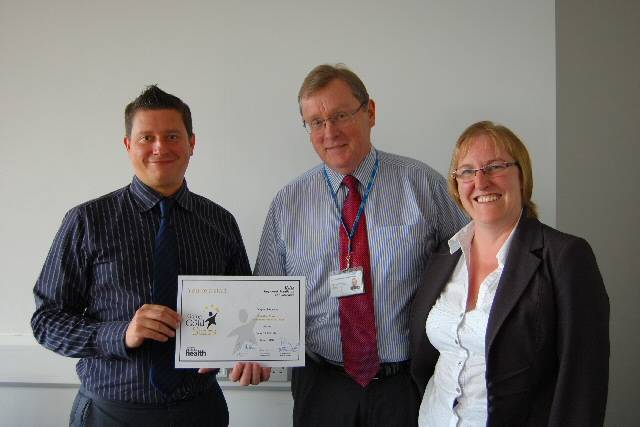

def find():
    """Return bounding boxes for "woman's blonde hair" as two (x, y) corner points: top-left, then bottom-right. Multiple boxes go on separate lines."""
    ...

(447, 121), (538, 219)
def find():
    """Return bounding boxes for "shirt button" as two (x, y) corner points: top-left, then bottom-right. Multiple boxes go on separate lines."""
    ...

(458, 361), (462, 366)
(456, 387), (461, 393)
(459, 313), (464, 318)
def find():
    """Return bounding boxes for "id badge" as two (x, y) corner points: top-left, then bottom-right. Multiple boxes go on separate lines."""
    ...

(329, 267), (365, 298)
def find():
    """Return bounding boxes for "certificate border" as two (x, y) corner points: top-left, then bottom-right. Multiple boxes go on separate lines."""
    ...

(175, 275), (305, 368)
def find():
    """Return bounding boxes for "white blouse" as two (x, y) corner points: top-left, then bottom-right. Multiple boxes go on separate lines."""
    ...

(418, 221), (516, 427)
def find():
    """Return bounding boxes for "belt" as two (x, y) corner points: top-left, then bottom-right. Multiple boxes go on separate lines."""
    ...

(306, 351), (409, 381)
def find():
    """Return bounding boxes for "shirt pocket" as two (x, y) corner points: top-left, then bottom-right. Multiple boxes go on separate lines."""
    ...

(368, 222), (433, 281)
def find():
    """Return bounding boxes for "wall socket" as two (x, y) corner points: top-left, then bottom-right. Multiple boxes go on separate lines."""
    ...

(269, 367), (289, 382)
(215, 367), (289, 382)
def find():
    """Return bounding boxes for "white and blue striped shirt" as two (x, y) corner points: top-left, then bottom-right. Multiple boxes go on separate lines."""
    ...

(254, 148), (468, 362)
(31, 176), (251, 404)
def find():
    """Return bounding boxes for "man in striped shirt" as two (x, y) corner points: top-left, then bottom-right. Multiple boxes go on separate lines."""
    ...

(254, 64), (468, 426)
(31, 85), (268, 426)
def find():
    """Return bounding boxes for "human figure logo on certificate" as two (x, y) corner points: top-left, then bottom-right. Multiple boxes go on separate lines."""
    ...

(175, 276), (306, 368)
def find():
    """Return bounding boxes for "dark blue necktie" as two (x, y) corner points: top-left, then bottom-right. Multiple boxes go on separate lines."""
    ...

(150, 198), (183, 395)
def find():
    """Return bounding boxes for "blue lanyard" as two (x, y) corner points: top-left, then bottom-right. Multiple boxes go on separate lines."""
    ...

(323, 151), (379, 267)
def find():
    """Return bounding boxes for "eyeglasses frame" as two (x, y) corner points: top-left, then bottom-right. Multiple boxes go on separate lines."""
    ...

(452, 161), (519, 183)
(302, 101), (368, 134)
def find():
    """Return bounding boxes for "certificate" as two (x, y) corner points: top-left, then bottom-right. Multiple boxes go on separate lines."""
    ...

(175, 276), (305, 368)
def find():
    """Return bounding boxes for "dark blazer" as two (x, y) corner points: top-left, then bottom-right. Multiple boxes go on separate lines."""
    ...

(409, 213), (609, 426)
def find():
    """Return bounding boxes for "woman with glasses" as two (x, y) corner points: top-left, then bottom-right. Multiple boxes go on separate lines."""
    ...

(409, 121), (609, 426)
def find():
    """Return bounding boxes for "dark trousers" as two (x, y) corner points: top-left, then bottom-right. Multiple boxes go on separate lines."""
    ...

(291, 356), (420, 427)
(69, 385), (228, 427)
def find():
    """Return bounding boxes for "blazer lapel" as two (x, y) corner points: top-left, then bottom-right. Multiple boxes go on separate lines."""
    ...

(485, 215), (543, 354)
(421, 248), (462, 312)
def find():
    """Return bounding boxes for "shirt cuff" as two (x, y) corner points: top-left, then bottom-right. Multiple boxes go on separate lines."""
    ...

(95, 321), (131, 360)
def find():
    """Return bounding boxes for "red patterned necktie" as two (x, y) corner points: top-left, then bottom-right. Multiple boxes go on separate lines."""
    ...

(338, 175), (380, 387)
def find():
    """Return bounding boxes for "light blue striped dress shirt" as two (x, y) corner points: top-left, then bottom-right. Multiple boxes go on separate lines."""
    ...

(254, 148), (468, 363)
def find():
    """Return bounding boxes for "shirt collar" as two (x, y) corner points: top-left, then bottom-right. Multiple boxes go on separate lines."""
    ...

(448, 211), (521, 267)
(323, 146), (377, 192)
(129, 175), (192, 212)
(448, 221), (475, 254)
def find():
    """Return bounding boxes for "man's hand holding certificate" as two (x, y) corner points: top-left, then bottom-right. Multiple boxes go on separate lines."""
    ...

(175, 276), (305, 368)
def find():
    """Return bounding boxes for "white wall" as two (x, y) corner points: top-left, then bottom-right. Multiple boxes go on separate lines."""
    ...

(0, 335), (292, 426)
(0, 1), (555, 425)
(0, 385), (293, 427)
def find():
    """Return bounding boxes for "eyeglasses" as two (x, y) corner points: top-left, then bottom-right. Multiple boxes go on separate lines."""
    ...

(452, 162), (518, 183)
(303, 101), (367, 134)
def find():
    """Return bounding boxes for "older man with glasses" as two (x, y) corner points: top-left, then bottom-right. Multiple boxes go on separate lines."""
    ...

(255, 63), (468, 427)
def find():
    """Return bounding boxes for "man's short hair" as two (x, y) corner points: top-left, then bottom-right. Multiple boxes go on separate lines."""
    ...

(298, 64), (370, 114)
(125, 85), (193, 137)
